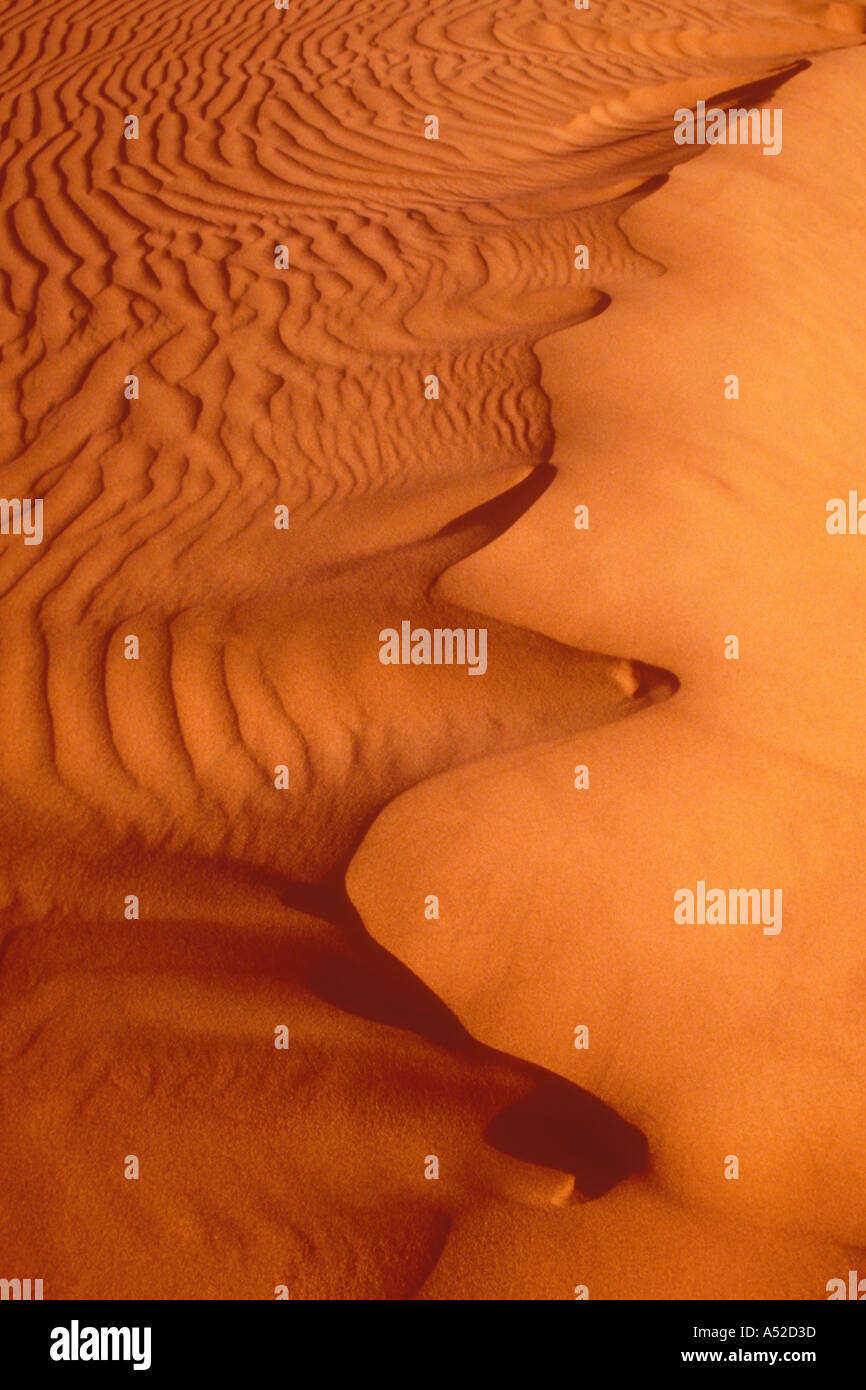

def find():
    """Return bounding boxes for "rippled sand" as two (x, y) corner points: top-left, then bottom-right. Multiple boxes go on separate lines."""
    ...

(1, 0), (864, 1298)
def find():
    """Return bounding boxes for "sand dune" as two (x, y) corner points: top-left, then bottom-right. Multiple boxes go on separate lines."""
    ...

(350, 43), (866, 1294)
(1, 0), (863, 1298)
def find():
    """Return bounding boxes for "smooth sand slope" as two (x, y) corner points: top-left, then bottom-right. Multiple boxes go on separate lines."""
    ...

(350, 44), (866, 1296)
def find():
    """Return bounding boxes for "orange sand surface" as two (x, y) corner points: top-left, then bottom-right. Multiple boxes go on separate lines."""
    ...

(1, 0), (864, 1299)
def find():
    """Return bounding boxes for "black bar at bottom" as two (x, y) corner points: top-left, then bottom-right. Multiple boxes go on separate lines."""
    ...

(0, 1298), (860, 1375)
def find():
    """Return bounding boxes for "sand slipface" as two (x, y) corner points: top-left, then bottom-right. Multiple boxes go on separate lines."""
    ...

(0, 0), (863, 1300)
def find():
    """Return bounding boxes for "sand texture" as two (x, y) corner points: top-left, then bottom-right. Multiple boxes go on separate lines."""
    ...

(1, 0), (864, 1299)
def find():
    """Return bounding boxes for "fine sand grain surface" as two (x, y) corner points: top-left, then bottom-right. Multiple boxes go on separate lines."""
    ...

(1, 0), (864, 1299)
